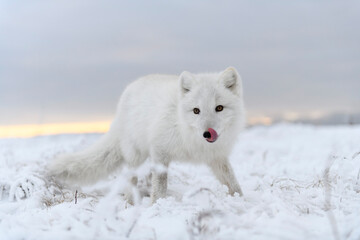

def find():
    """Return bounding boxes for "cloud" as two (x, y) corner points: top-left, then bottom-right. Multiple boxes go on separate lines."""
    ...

(0, 0), (359, 125)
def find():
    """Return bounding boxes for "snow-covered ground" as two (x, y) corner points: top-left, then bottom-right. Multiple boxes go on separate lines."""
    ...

(0, 124), (360, 240)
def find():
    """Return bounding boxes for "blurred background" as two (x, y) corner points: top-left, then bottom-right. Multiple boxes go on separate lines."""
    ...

(1, 0), (359, 137)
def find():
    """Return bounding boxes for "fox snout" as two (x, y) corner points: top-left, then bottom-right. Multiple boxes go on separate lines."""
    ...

(203, 128), (218, 143)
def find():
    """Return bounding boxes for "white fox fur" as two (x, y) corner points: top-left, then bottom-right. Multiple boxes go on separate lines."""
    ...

(49, 67), (246, 203)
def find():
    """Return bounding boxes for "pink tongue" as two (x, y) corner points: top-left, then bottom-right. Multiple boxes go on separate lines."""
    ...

(208, 128), (218, 142)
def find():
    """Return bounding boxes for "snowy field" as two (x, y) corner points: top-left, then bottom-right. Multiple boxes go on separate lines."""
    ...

(0, 123), (360, 240)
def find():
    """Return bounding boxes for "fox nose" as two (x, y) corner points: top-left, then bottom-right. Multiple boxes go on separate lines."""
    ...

(203, 131), (211, 139)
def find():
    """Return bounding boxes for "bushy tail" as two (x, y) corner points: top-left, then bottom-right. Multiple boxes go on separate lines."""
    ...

(48, 132), (123, 185)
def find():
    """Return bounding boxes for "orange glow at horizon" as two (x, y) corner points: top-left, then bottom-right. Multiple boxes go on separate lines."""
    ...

(248, 116), (273, 126)
(0, 121), (111, 138)
(0, 117), (275, 139)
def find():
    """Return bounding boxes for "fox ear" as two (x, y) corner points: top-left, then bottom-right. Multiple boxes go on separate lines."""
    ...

(220, 67), (242, 96)
(179, 71), (194, 95)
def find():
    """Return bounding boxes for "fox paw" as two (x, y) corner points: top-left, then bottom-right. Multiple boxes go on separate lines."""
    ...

(7, 175), (45, 201)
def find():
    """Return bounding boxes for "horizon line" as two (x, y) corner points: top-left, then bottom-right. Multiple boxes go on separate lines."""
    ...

(0, 121), (111, 138)
(0, 117), (274, 138)
(2, 115), (356, 139)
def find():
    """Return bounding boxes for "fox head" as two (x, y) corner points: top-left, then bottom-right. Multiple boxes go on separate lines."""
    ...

(178, 67), (246, 145)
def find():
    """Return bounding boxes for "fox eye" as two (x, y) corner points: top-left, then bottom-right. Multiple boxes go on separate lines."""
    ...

(193, 108), (200, 114)
(215, 105), (224, 112)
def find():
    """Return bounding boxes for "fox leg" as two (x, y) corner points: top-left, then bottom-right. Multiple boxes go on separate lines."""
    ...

(209, 159), (243, 196)
(150, 155), (169, 203)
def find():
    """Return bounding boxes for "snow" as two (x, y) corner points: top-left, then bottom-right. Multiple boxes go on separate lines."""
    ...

(0, 123), (360, 240)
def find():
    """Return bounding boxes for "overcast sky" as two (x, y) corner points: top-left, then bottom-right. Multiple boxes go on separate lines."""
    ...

(0, 0), (359, 125)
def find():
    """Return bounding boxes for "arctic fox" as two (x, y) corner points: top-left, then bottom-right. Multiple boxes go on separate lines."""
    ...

(49, 67), (246, 203)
